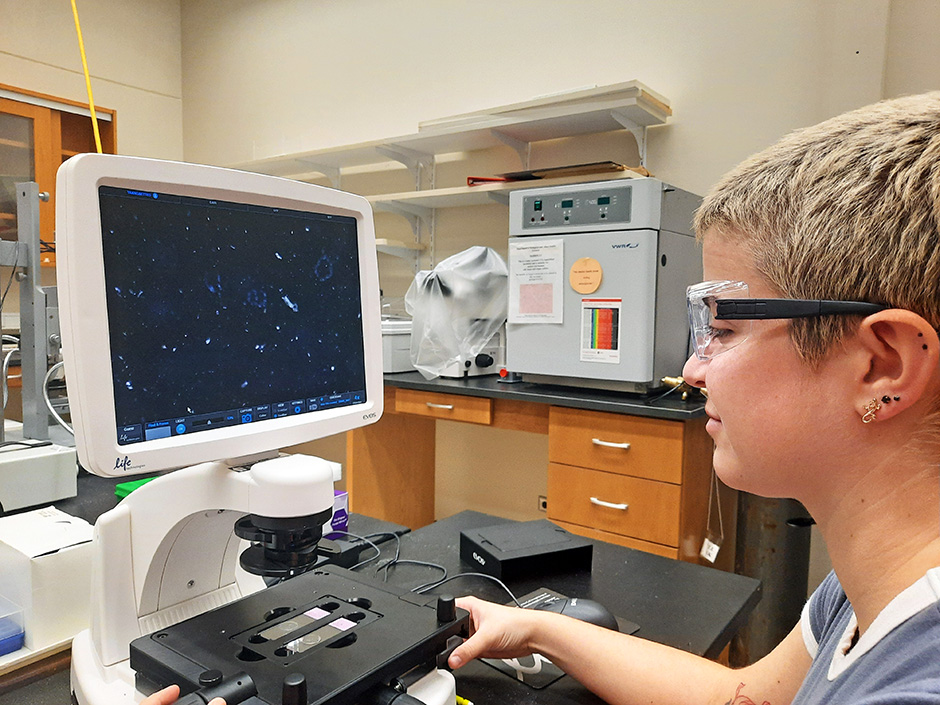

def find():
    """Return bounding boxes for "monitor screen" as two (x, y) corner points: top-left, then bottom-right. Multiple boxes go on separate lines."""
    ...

(57, 155), (383, 477)
(98, 186), (366, 446)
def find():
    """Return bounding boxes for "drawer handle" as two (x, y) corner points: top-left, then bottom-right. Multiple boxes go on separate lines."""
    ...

(591, 438), (631, 450)
(426, 402), (454, 410)
(590, 497), (629, 511)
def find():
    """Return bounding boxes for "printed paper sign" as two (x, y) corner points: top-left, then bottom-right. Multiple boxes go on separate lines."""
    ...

(509, 239), (564, 323)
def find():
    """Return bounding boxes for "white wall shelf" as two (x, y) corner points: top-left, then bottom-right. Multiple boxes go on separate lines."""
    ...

(367, 169), (644, 211)
(233, 81), (671, 262)
(375, 238), (426, 258)
(233, 81), (670, 182)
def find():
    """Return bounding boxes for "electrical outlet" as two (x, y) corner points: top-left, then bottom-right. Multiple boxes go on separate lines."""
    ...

(538, 495), (548, 512)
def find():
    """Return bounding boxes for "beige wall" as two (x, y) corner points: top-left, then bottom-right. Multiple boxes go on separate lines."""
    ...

(176, 0), (940, 538)
(179, 0), (936, 195)
(0, 0), (184, 159)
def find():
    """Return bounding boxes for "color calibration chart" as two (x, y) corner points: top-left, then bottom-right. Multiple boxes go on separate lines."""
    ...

(580, 298), (621, 363)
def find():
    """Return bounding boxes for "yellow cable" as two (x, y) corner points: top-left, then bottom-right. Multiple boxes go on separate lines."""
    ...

(70, 0), (103, 154)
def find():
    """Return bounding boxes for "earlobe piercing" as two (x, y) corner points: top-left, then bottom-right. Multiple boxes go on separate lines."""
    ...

(862, 398), (882, 424)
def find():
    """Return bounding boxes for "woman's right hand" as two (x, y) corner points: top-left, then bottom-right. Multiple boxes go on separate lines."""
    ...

(447, 595), (542, 669)
(139, 685), (225, 705)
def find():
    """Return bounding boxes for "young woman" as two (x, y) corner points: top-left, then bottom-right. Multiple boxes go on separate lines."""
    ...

(448, 92), (940, 704)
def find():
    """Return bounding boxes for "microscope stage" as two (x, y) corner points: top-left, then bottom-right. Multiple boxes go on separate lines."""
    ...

(130, 566), (468, 705)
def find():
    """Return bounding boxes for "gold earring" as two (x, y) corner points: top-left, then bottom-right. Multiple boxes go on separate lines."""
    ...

(862, 398), (882, 424)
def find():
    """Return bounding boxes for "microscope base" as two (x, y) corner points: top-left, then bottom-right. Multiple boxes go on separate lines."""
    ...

(130, 565), (467, 705)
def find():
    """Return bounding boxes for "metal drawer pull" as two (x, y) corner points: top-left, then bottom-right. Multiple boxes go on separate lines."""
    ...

(591, 438), (631, 450)
(590, 497), (629, 511)
(426, 402), (454, 410)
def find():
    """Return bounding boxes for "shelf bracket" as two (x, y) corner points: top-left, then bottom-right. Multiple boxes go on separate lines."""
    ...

(376, 145), (434, 179)
(610, 109), (648, 167)
(372, 201), (433, 238)
(294, 159), (342, 189)
(491, 129), (530, 169)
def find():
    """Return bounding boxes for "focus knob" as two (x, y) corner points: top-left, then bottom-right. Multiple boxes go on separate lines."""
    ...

(282, 672), (307, 705)
(475, 353), (494, 368)
(437, 594), (456, 623)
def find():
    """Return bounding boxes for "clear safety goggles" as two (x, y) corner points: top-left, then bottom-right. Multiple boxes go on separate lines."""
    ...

(687, 280), (887, 361)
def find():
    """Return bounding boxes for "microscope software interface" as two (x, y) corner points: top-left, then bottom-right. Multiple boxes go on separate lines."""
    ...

(97, 185), (368, 446)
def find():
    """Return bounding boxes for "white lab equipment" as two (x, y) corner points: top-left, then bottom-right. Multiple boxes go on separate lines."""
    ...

(56, 154), (463, 705)
(506, 178), (702, 393)
(404, 246), (507, 379)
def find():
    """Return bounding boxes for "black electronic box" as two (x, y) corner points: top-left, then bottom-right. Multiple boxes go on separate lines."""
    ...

(459, 520), (593, 580)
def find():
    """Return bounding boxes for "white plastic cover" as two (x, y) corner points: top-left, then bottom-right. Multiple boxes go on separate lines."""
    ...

(405, 246), (508, 379)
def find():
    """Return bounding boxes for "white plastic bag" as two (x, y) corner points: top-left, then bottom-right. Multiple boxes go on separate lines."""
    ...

(404, 246), (508, 379)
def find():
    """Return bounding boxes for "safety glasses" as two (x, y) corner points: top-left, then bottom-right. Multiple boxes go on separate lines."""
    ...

(687, 280), (887, 360)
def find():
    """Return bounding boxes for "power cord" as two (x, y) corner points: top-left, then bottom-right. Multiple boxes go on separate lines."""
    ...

(43, 361), (73, 435)
(415, 572), (522, 608)
(340, 531), (522, 607)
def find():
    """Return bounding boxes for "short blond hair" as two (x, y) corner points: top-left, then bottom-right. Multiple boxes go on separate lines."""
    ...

(695, 92), (940, 363)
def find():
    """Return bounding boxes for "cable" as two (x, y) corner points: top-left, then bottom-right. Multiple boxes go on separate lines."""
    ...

(2, 348), (19, 410)
(0, 439), (52, 451)
(643, 382), (684, 406)
(2, 335), (19, 345)
(414, 572), (523, 608)
(325, 531), (383, 570)
(351, 531), (404, 571)
(69, 0), (103, 153)
(393, 561), (446, 592)
(0, 249), (20, 312)
(43, 361), (73, 435)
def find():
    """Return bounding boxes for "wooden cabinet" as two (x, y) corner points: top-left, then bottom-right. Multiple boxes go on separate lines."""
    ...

(0, 84), (116, 264)
(548, 407), (684, 483)
(347, 382), (736, 571)
(545, 406), (735, 570)
(394, 389), (492, 425)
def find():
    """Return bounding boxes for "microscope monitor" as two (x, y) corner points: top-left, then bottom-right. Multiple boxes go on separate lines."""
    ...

(56, 154), (383, 477)
(57, 156), (469, 705)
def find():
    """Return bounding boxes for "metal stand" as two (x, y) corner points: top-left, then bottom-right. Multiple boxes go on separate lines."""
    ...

(0, 182), (75, 513)
(11, 181), (60, 442)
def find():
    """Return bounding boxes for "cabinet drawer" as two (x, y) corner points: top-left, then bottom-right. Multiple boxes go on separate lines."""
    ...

(546, 463), (680, 547)
(552, 520), (679, 559)
(549, 407), (683, 483)
(394, 389), (492, 424)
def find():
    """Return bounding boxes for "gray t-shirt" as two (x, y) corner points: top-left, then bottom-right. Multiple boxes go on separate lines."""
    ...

(792, 569), (940, 703)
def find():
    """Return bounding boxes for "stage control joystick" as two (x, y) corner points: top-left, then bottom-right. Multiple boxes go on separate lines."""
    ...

(436, 594), (456, 623)
(282, 672), (308, 705)
(172, 671), (257, 705)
